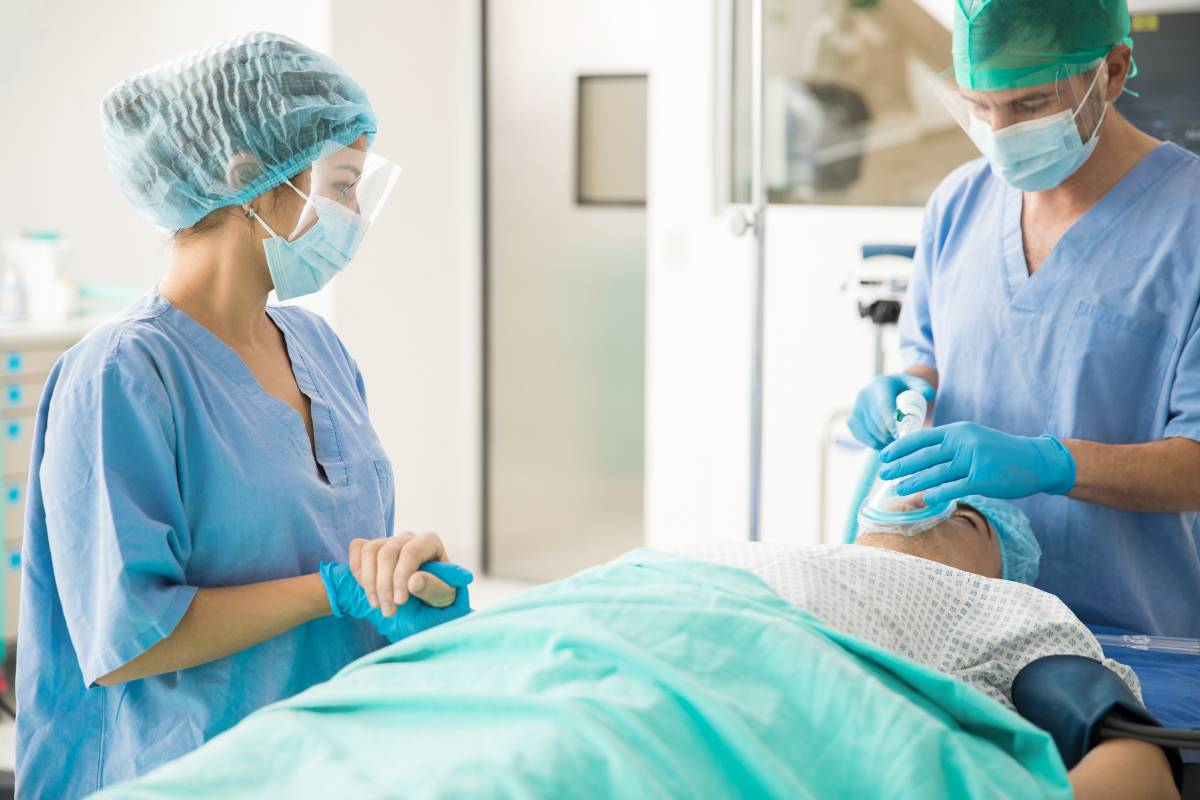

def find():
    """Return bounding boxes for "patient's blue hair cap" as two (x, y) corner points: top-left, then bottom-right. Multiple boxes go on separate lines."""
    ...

(961, 496), (1041, 584)
(101, 31), (377, 230)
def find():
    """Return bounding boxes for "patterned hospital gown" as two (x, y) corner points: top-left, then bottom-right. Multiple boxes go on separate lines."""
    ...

(675, 542), (1140, 709)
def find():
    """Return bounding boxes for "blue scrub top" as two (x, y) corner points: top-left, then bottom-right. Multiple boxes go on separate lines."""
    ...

(16, 292), (392, 797)
(900, 142), (1200, 638)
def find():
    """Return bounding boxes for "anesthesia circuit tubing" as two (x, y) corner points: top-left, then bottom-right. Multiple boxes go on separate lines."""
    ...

(1093, 634), (1200, 656)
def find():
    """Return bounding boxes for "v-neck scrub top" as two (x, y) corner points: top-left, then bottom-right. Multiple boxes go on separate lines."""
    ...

(16, 292), (392, 798)
(899, 143), (1200, 638)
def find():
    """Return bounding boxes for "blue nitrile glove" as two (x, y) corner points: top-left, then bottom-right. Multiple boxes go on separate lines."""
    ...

(878, 421), (1076, 505)
(319, 560), (474, 643)
(847, 373), (936, 450)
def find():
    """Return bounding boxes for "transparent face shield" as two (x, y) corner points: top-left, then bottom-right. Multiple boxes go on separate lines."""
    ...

(931, 61), (1108, 150)
(279, 144), (403, 242)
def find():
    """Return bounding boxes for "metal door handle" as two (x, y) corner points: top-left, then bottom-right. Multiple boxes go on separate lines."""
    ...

(729, 209), (757, 238)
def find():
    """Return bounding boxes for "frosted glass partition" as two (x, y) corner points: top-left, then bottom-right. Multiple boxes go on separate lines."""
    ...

(730, 0), (978, 206)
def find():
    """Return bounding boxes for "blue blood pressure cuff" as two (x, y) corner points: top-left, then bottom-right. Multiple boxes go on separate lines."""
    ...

(1012, 655), (1183, 789)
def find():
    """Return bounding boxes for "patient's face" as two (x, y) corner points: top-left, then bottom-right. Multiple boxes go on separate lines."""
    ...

(855, 504), (1003, 579)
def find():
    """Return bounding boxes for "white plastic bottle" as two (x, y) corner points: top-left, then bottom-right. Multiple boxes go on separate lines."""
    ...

(894, 389), (927, 439)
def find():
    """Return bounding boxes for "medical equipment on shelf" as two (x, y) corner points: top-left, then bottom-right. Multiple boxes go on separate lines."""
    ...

(0, 319), (99, 674)
(1094, 634), (1200, 656)
(846, 243), (914, 373)
(1, 232), (74, 323)
(1119, 10), (1200, 156)
(818, 244), (916, 543)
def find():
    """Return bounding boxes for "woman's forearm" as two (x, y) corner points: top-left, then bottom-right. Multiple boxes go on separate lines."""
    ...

(1069, 738), (1178, 800)
(1065, 437), (1200, 512)
(95, 573), (332, 686)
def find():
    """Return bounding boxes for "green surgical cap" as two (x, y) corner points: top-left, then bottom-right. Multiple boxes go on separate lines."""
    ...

(102, 32), (377, 230)
(953, 0), (1137, 90)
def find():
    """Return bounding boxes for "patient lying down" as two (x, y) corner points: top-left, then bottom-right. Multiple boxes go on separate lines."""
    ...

(100, 500), (1180, 799)
(676, 498), (1180, 800)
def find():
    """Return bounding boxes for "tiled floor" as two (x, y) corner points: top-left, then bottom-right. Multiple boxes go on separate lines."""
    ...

(0, 576), (539, 774)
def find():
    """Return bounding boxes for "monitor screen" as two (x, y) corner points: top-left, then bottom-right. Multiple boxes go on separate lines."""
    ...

(1119, 11), (1200, 154)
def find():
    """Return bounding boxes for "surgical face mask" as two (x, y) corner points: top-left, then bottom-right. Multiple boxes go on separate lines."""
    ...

(250, 181), (369, 301)
(966, 67), (1110, 192)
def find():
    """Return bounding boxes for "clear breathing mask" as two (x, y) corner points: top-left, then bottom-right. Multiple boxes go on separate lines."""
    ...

(857, 390), (958, 536)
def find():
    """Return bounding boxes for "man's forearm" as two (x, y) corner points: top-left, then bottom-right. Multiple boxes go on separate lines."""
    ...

(1064, 437), (1200, 512)
(96, 573), (332, 686)
(905, 364), (938, 391)
(1069, 738), (1179, 800)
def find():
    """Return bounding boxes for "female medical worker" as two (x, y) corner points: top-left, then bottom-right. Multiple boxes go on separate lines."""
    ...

(14, 32), (473, 798)
(848, 0), (1200, 638)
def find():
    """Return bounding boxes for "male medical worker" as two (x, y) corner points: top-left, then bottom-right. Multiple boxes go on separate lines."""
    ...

(16, 33), (473, 798)
(848, 0), (1200, 638)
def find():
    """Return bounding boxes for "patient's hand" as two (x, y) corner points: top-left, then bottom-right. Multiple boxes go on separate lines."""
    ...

(321, 560), (473, 643)
(349, 532), (460, 617)
(1069, 738), (1179, 800)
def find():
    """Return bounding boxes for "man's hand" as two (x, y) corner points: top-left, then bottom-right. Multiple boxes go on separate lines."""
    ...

(878, 422), (1076, 504)
(349, 532), (457, 617)
(847, 372), (936, 450)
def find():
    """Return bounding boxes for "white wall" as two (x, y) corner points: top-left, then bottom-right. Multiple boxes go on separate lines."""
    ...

(0, 0), (330, 292)
(486, 0), (650, 581)
(645, 1), (757, 549)
(331, 1), (482, 570)
(760, 205), (922, 546)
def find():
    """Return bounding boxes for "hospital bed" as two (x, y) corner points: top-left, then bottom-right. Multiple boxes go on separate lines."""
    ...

(82, 550), (1197, 798)
(1093, 628), (1200, 797)
(29, 456), (1200, 798)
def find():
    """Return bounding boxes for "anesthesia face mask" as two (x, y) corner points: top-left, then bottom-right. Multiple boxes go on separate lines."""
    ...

(857, 480), (958, 536)
(857, 388), (957, 536)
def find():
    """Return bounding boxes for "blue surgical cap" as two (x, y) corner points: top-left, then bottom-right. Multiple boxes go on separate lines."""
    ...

(961, 496), (1042, 584)
(101, 31), (377, 231)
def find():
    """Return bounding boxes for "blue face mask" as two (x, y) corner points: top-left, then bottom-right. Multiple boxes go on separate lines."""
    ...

(967, 73), (1109, 193)
(250, 183), (369, 301)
